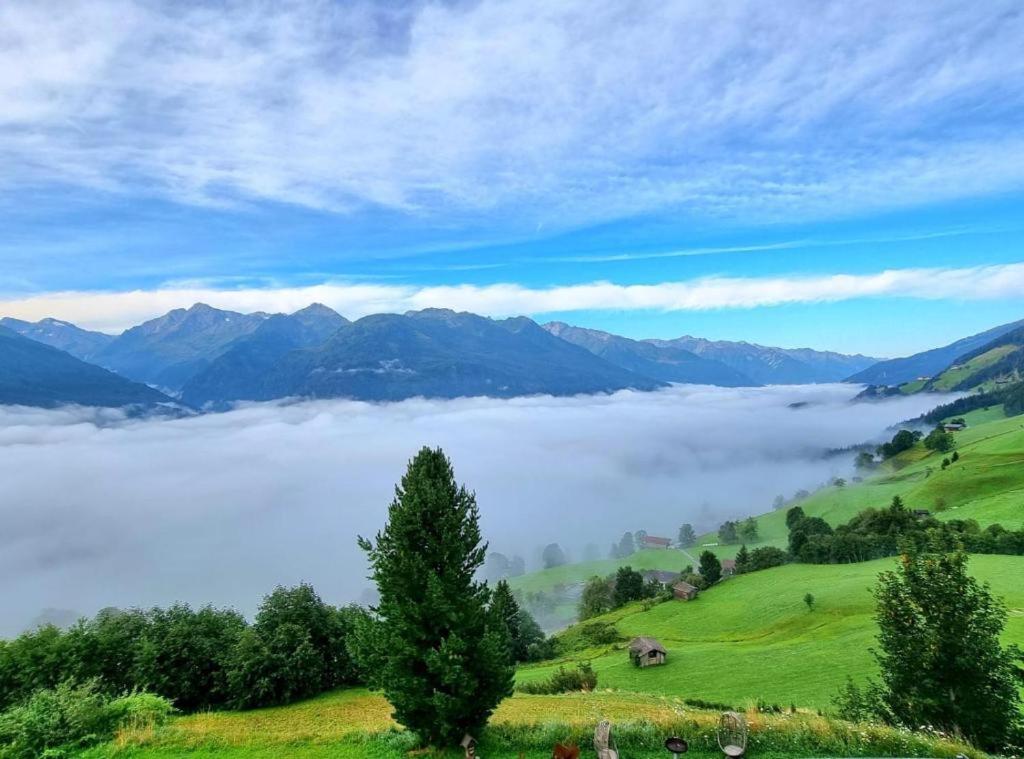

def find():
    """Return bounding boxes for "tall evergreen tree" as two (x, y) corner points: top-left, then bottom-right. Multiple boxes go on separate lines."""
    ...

(358, 447), (514, 747)
(677, 523), (696, 547)
(699, 551), (722, 585)
(617, 531), (635, 557)
(873, 550), (1022, 750)
(734, 544), (750, 574)
(612, 566), (645, 607)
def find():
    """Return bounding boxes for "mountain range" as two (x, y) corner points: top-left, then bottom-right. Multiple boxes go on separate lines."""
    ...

(3, 302), (1023, 411)
(0, 325), (171, 409)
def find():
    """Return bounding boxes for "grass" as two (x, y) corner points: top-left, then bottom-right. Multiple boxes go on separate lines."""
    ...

(517, 554), (1024, 710)
(929, 345), (1019, 391)
(81, 688), (986, 759)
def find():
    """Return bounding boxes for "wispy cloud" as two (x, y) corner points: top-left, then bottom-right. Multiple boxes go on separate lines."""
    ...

(2, 263), (1023, 332)
(1, 1), (1023, 229)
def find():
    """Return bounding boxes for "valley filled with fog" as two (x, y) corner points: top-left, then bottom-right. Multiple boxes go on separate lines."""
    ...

(0, 384), (948, 635)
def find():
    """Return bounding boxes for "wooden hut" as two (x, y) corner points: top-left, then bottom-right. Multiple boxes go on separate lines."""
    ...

(672, 580), (699, 601)
(628, 636), (667, 667)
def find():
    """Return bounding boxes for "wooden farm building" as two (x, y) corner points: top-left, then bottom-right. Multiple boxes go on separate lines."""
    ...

(641, 535), (672, 549)
(672, 580), (699, 601)
(628, 636), (667, 667)
(720, 559), (737, 576)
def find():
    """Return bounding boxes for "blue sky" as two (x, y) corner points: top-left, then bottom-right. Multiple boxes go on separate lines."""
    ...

(1, 0), (1024, 356)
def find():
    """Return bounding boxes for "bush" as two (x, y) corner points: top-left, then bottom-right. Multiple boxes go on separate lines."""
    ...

(517, 662), (597, 694)
(0, 681), (172, 759)
(578, 621), (619, 647)
(748, 546), (789, 572)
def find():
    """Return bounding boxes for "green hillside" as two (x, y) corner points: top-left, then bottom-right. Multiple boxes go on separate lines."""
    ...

(928, 344), (1019, 391)
(510, 411), (1024, 612)
(517, 554), (1024, 710)
(693, 411), (1024, 561)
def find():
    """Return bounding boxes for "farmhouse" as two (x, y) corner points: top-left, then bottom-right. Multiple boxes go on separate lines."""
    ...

(628, 636), (667, 667)
(641, 535), (672, 549)
(913, 509), (931, 519)
(672, 580), (699, 600)
(943, 422), (966, 432)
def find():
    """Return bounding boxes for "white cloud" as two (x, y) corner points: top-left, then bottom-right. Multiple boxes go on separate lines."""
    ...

(0, 385), (945, 634)
(1, 263), (1023, 332)
(1, 0), (1023, 227)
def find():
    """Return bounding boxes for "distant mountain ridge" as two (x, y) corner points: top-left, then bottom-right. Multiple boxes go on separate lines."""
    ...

(846, 318), (1024, 386)
(0, 317), (115, 361)
(645, 336), (878, 385)
(0, 325), (172, 409)
(185, 309), (664, 406)
(543, 322), (755, 386)
(181, 304), (350, 406)
(19, 303), (1024, 413)
(93, 303), (270, 390)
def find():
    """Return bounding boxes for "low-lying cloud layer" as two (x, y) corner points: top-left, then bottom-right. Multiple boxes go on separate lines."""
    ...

(0, 385), (944, 635)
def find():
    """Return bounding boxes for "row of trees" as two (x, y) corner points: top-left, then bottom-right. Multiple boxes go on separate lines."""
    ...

(0, 584), (363, 714)
(718, 517), (758, 544)
(578, 566), (665, 619)
(786, 498), (1024, 565)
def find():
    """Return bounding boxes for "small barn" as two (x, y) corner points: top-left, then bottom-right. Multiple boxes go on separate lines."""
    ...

(641, 535), (672, 549)
(629, 636), (667, 667)
(943, 422), (966, 432)
(673, 580), (699, 601)
(721, 559), (737, 577)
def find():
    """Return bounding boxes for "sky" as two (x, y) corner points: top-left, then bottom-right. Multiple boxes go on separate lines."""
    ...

(2, 0), (1024, 356)
(0, 384), (944, 634)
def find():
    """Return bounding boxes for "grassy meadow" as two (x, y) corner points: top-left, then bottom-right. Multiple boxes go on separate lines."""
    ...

(516, 554), (1024, 710)
(81, 688), (985, 759)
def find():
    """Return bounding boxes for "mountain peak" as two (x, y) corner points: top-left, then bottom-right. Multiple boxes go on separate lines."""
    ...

(292, 303), (339, 317)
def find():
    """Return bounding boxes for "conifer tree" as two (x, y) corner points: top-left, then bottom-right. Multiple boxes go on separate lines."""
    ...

(699, 550), (722, 585)
(359, 447), (514, 747)
(735, 544), (750, 574)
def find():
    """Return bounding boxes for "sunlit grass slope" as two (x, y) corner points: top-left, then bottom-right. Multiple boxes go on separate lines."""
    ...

(83, 688), (984, 759)
(929, 344), (1019, 391)
(692, 412), (1024, 559)
(517, 554), (1024, 710)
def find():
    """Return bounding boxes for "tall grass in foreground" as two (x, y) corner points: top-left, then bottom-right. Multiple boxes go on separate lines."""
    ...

(99, 695), (984, 759)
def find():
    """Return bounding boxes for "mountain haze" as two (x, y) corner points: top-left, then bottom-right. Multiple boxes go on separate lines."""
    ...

(543, 322), (755, 386)
(0, 325), (172, 409)
(94, 303), (268, 390)
(637, 336), (878, 384)
(181, 304), (349, 406)
(248, 309), (665, 403)
(0, 317), (115, 361)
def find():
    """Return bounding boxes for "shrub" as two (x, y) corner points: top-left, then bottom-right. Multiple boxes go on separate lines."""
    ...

(0, 681), (172, 759)
(578, 621), (619, 647)
(517, 663), (597, 694)
(748, 546), (788, 572)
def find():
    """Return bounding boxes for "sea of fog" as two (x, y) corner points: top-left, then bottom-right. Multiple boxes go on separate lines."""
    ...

(0, 384), (947, 635)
